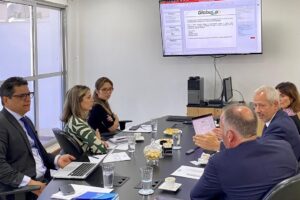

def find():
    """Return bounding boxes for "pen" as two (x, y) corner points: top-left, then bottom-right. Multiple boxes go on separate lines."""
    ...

(90, 155), (99, 159)
(116, 137), (126, 140)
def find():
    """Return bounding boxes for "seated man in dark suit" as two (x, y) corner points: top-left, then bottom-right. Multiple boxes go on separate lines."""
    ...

(193, 86), (300, 161)
(0, 77), (75, 199)
(253, 85), (300, 160)
(190, 105), (298, 200)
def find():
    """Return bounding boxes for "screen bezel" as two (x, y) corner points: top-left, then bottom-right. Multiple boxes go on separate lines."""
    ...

(223, 77), (233, 102)
(159, 0), (263, 57)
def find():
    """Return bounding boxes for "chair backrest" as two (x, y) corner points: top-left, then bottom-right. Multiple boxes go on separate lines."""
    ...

(262, 173), (300, 200)
(52, 128), (89, 162)
(290, 115), (300, 135)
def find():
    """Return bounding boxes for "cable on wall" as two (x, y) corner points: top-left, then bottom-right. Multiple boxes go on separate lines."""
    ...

(211, 55), (226, 100)
(233, 89), (245, 103)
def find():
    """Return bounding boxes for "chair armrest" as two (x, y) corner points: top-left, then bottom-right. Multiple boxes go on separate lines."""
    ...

(0, 185), (41, 196)
(119, 120), (133, 130)
(119, 120), (133, 123)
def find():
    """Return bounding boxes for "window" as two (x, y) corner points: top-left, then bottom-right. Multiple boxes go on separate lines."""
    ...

(0, 1), (66, 138)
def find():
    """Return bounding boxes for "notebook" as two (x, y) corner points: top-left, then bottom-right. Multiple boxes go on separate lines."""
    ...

(192, 114), (216, 135)
(53, 147), (117, 179)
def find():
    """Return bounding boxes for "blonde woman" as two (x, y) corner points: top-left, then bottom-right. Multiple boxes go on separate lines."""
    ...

(61, 85), (107, 154)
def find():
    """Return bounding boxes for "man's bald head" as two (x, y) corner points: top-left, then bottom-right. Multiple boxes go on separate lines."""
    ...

(222, 105), (258, 138)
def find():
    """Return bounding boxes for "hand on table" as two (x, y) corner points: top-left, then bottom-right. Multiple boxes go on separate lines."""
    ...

(28, 179), (46, 196)
(57, 154), (76, 168)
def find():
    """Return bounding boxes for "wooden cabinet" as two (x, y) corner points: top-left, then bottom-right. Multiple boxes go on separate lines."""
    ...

(187, 106), (223, 118)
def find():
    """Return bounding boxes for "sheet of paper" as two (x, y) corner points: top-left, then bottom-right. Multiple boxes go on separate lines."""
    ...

(171, 165), (204, 180)
(192, 115), (215, 135)
(88, 154), (106, 164)
(51, 184), (113, 200)
(107, 141), (128, 151)
(103, 152), (131, 163)
(123, 124), (152, 133)
(115, 143), (128, 151)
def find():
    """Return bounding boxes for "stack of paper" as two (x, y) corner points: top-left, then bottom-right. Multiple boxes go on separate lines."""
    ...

(74, 191), (119, 200)
(103, 152), (131, 163)
(51, 184), (113, 200)
(171, 165), (204, 180)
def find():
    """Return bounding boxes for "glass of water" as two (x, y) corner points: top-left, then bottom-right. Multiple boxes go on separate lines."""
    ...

(138, 166), (154, 195)
(102, 163), (114, 188)
(127, 134), (136, 153)
(172, 132), (181, 150)
(151, 119), (158, 132)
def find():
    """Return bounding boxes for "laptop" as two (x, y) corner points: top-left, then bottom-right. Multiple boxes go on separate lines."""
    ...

(192, 114), (216, 135)
(166, 116), (192, 122)
(53, 146), (117, 179)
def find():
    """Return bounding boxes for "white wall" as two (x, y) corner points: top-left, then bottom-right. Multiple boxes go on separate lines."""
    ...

(67, 0), (300, 124)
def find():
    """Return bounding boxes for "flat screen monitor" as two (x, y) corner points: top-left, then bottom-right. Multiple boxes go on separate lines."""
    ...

(159, 0), (262, 56)
(223, 77), (233, 102)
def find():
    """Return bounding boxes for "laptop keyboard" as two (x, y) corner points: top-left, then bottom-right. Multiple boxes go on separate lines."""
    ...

(68, 163), (96, 176)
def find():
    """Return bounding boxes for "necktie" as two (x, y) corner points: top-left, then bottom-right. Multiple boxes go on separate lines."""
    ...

(262, 125), (267, 134)
(20, 117), (44, 158)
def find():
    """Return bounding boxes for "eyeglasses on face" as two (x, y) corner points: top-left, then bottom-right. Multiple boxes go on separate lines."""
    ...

(100, 88), (114, 93)
(11, 92), (34, 100)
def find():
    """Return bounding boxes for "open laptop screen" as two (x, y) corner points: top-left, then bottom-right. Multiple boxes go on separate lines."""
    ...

(192, 114), (216, 135)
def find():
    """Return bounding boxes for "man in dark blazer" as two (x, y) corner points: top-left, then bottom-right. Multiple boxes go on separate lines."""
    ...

(253, 86), (300, 160)
(190, 105), (298, 200)
(0, 77), (75, 198)
(193, 86), (300, 161)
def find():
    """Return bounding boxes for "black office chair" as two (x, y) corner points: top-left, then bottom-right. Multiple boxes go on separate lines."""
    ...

(0, 185), (40, 200)
(52, 128), (89, 162)
(99, 120), (132, 141)
(290, 115), (300, 135)
(119, 120), (132, 130)
(262, 173), (300, 200)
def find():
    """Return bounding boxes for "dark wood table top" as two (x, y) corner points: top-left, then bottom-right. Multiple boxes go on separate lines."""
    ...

(38, 116), (203, 200)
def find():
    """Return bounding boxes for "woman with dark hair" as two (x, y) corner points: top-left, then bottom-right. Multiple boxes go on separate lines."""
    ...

(275, 82), (300, 134)
(88, 77), (120, 134)
(61, 85), (107, 154)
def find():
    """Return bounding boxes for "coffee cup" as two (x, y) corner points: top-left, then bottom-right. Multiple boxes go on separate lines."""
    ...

(164, 177), (176, 188)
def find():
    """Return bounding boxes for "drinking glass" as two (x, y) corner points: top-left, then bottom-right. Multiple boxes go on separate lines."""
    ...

(102, 163), (114, 188)
(151, 119), (158, 132)
(127, 134), (136, 153)
(172, 132), (181, 150)
(138, 166), (154, 195)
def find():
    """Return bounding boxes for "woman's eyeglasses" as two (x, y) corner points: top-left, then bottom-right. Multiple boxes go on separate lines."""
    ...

(100, 88), (114, 93)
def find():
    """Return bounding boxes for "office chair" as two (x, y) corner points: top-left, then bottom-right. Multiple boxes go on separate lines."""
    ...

(98, 120), (132, 141)
(119, 120), (132, 130)
(0, 185), (40, 200)
(290, 115), (300, 135)
(262, 173), (300, 200)
(52, 128), (89, 162)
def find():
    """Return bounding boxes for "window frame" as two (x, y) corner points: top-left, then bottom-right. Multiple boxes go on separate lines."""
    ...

(0, 0), (67, 131)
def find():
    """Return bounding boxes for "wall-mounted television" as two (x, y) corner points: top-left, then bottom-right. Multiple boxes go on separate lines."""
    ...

(159, 0), (262, 56)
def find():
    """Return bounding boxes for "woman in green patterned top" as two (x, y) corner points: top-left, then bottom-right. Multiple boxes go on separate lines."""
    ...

(61, 85), (107, 154)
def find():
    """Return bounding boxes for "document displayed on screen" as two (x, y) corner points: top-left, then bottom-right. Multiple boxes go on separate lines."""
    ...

(192, 114), (216, 135)
(159, 0), (262, 56)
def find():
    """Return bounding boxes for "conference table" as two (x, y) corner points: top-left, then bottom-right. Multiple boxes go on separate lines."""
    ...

(38, 116), (204, 200)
